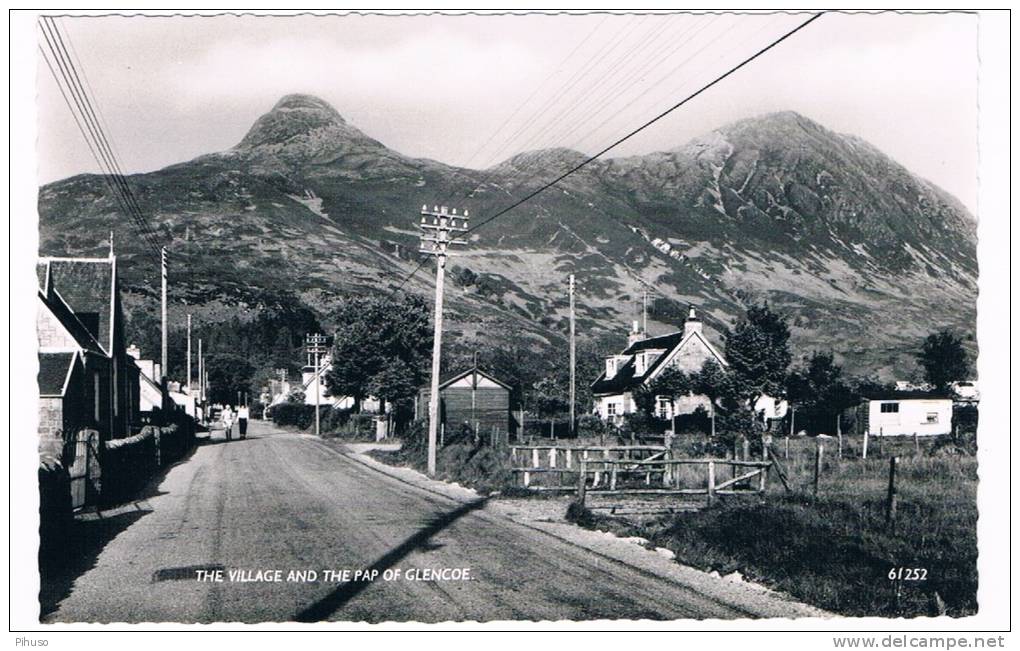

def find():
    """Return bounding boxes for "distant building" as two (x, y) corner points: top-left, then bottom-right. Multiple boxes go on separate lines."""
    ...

(845, 390), (954, 438)
(416, 367), (515, 437)
(127, 344), (164, 415)
(590, 307), (727, 423)
(299, 352), (380, 412)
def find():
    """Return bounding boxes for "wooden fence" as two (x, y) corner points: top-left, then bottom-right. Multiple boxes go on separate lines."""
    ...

(509, 445), (667, 490)
(576, 457), (772, 509)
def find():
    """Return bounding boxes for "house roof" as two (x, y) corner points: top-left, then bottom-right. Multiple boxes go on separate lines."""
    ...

(591, 329), (726, 396)
(862, 390), (954, 401)
(39, 352), (77, 397)
(434, 367), (512, 392)
(622, 332), (684, 355)
(38, 288), (106, 356)
(37, 257), (116, 354)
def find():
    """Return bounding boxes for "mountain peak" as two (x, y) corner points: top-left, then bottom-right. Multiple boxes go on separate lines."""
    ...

(236, 94), (347, 150)
(271, 94), (344, 118)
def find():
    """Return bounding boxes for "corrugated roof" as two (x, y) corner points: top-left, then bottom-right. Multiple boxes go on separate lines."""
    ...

(39, 352), (76, 397)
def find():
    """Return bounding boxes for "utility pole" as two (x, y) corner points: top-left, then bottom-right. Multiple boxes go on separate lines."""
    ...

(305, 333), (328, 438)
(569, 274), (576, 436)
(197, 337), (203, 396)
(186, 314), (192, 392)
(642, 288), (648, 335)
(161, 247), (168, 382)
(418, 204), (469, 476)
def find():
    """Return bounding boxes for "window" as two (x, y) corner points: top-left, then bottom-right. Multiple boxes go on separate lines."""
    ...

(606, 403), (617, 417)
(656, 396), (672, 420)
(880, 402), (899, 413)
(926, 412), (939, 424)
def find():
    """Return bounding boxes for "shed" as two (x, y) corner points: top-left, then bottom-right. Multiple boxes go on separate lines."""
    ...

(416, 368), (515, 438)
(845, 390), (954, 437)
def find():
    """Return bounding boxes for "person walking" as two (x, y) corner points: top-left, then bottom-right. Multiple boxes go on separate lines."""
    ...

(222, 405), (234, 441)
(237, 404), (250, 439)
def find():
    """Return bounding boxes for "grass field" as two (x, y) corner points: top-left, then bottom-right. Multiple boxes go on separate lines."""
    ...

(570, 433), (978, 618)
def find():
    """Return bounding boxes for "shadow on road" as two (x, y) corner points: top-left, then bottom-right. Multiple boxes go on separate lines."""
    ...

(294, 496), (491, 622)
(39, 507), (149, 619)
(39, 441), (200, 619)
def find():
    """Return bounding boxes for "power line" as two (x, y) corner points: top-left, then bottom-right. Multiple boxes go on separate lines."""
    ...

(47, 16), (165, 251)
(39, 16), (166, 257)
(465, 13), (824, 237)
(389, 12), (824, 300)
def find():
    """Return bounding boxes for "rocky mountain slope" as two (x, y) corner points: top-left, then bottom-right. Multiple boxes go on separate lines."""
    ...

(38, 94), (977, 379)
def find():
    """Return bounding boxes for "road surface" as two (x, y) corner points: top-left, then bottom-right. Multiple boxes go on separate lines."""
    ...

(43, 420), (818, 623)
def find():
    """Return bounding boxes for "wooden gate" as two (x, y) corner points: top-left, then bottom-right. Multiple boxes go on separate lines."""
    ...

(576, 457), (771, 510)
(68, 430), (101, 509)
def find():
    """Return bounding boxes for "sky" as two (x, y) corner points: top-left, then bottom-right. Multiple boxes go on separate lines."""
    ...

(36, 11), (979, 213)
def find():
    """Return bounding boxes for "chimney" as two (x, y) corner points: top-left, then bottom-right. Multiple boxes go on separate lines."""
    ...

(627, 320), (643, 346)
(127, 344), (141, 360)
(683, 306), (703, 339)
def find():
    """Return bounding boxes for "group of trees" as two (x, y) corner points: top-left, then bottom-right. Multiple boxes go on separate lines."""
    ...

(125, 292), (324, 406)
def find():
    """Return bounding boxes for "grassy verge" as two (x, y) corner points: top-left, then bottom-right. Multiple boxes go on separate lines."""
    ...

(569, 443), (977, 618)
(368, 438), (513, 495)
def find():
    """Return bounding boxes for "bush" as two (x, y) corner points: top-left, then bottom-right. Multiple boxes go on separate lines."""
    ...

(271, 402), (317, 429)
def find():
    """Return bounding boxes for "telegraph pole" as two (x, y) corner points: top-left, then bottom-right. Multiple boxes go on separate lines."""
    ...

(186, 314), (192, 392)
(569, 274), (576, 436)
(161, 247), (168, 382)
(642, 288), (648, 335)
(418, 204), (469, 476)
(305, 333), (328, 438)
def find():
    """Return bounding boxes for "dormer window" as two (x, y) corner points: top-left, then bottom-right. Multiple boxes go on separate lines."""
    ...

(633, 349), (664, 377)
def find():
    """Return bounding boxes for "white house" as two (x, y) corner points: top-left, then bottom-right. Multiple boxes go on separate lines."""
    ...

(590, 307), (728, 423)
(848, 391), (954, 437)
(300, 352), (380, 412)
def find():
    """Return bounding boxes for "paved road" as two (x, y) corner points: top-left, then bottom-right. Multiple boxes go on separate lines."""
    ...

(45, 420), (814, 623)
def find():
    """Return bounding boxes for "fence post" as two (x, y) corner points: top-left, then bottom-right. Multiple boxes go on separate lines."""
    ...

(565, 448), (573, 470)
(549, 447), (557, 468)
(610, 462), (618, 490)
(758, 462), (768, 499)
(577, 458), (587, 507)
(862, 428), (869, 459)
(914, 433), (920, 457)
(886, 456), (899, 533)
(742, 437), (750, 462)
(813, 441), (824, 497)
(706, 461), (716, 507)
(785, 436), (790, 460)
(532, 448), (540, 469)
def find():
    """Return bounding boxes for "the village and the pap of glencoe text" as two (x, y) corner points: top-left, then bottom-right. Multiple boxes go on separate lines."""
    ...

(31, 10), (988, 625)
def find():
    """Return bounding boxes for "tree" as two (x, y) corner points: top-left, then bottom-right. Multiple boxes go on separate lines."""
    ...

(917, 329), (969, 391)
(531, 376), (569, 418)
(204, 353), (256, 405)
(786, 352), (856, 434)
(723, 303), (792, 400)
(635, 367), (691, 417)
(324, 294), (432, 412)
